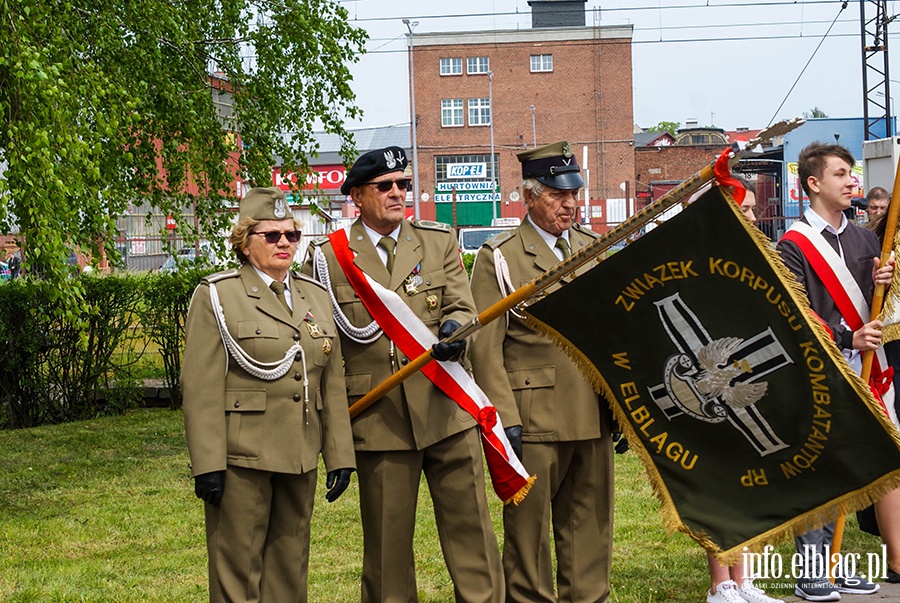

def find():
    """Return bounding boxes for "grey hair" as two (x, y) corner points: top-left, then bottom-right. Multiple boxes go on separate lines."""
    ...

(522, 177), (545, 199)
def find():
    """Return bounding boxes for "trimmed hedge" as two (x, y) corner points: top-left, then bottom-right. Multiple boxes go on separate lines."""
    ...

(0, 269), (213, 429)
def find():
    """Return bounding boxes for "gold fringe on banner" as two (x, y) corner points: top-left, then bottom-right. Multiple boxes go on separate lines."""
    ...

(879, 224), (900, 343)
(504, 474), (537, 506)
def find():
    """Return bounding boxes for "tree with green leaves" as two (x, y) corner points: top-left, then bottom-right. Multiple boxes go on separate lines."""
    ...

(0, 0), (367, 311)
(803, 107), (828, 119)
(647, 121), (681, 137)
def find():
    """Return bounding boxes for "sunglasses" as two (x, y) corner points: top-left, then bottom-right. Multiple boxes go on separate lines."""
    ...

(365, 178), (412, 193)
(252, 230), (302, 244)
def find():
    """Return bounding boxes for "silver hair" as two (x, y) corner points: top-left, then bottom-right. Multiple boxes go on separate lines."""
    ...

(522, 177), (545, 199)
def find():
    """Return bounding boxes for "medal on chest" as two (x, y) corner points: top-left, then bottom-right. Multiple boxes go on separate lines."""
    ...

(404, 263), (423, 296)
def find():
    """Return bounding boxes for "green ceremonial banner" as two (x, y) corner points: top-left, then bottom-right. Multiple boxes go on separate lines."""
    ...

(525, 186), (900, 556)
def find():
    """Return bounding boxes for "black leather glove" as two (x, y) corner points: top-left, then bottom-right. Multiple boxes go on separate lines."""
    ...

(504, 425), (523, 461)
(612, 432), (629, 455)
(194, 470), (226, 507)
(325, 468), (354, 503)
(431, 319), (466, 362)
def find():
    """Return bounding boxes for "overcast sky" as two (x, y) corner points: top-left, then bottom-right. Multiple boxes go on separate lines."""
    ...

(339, 0), (896, 132)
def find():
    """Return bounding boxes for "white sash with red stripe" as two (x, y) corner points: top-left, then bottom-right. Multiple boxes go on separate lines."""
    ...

(321, 227), (534, 504)
(783, 222), (897, 426)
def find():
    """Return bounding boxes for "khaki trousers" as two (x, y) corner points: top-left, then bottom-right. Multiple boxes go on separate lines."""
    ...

(356, 427), (504, 603)
(205, 465), (317, 603)
(503, 438), (613, 603)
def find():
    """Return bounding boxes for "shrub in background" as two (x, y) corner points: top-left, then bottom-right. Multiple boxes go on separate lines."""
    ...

(0, 274), (146, 428)
(137, 267), (215, 409)
(0, 279), (54, 428)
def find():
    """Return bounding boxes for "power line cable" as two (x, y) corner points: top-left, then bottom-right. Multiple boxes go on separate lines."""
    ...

(342, 0), (847, 24)
(767, 1), (848, 126)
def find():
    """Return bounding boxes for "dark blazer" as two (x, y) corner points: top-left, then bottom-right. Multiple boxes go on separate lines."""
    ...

(777, 217), (879, 350)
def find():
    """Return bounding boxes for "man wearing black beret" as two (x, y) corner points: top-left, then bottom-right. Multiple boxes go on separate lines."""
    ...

(305, 146), (504, 602)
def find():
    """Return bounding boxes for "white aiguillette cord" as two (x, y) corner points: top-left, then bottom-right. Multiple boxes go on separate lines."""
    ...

(313, 246), (384, 344)
(208, 282), (309, 419)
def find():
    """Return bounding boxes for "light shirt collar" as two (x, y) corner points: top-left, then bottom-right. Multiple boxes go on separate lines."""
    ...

(804, 205), (848, 236)
(252, 264), (292, 310)
(527, 215), (570, 260)
(363, 222), (401, 265)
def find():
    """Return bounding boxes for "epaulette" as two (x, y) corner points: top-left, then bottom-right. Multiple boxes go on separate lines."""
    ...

(411, 219), (451, 232)
(292, 271), (326, 290)
(309, 235), (330, 247)
(573, 222), (600, 239)
(484, 229), (515, 249)
(203, 268), (240, 284)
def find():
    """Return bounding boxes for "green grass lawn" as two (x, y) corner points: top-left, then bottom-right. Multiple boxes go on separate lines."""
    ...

(0, 409), (884, 602)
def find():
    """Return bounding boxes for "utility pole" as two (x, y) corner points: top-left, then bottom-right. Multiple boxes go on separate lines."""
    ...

(861, 0), (892, 139)
(488, 71), (497, 223)
(403, 19), (421, 218)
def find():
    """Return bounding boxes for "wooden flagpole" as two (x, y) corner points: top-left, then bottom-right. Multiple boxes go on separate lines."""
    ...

(348, 118), (805, 420)
(829, 154), (900, 581)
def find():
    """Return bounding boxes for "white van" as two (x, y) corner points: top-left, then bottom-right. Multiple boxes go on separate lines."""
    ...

(457, 218), (521, 254)
(458, 227), (511, 254)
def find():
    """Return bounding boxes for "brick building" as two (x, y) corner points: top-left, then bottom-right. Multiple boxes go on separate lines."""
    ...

(407, 0), (635, 231)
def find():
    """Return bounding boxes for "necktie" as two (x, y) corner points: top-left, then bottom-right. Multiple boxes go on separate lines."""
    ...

(269, 281), (291, 313)
(555, 237), (571, 259)
(378, 236), (396, 274)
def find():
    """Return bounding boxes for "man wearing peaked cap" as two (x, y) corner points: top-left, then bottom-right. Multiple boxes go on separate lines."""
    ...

(471, 141), (615, 602)
(303, 148), (504, 602)
(517, 140), (584, 191)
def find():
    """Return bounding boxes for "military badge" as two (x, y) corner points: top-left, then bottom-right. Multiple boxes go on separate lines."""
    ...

(322, 338), (332, 355)
(404, 274), (423, 296)
(306, 322), (322, 337)
(426, 294), (438, 310)
(274, 197), (287, 218)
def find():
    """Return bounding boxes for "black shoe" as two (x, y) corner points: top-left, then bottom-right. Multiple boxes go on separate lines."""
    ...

(886, 569), (900, 583)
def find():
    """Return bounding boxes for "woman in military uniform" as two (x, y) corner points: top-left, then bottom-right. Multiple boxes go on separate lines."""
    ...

(182, 186), (356, 603)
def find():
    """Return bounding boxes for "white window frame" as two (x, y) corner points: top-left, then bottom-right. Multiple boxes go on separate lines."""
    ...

(441, 99), (464, 127)
(468, 97), (491, 127)
(467, 56), (490, 74)
(530, 54), (553, 72)
(439, 57), (462, 76)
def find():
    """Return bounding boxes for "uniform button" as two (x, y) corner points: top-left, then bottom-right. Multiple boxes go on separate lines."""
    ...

(295, 353), (302, 362)
(294, 372), (302, 381)
(425, 281), (431, 286)
(322, 328), (328, 334)
(293, 333), (301, 341)
(293, 393), (301, 402)
(401, 358), (408, 366)
(255, 328), (261, 335)
(234, 401), (240, 408)
(525, 378), (531, 385)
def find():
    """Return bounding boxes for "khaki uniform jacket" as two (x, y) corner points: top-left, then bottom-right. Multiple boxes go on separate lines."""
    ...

(470, 220), (605, 442)
(182, 264), (356, 477)
(304, 219), (477, 451)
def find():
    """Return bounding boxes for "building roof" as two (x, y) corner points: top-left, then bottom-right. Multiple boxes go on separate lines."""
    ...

(634, 131), (675, 147)
(411, 24), (633, 47)
(726, 128), (762, 144)
(310, 125), (411, 164)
